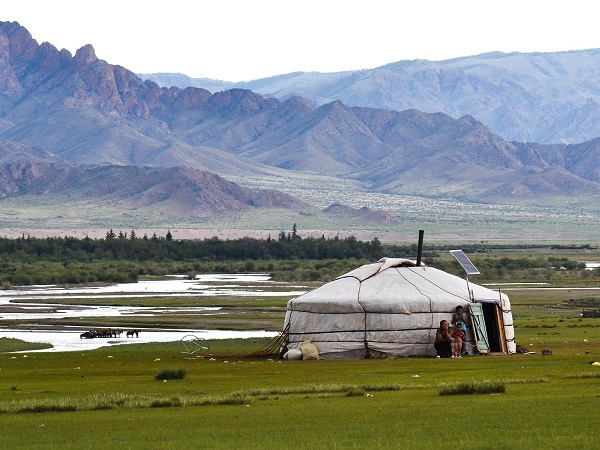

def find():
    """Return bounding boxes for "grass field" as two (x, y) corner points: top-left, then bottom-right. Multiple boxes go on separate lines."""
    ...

(1, 302), (600, 449)
(0, 337), (599, 449)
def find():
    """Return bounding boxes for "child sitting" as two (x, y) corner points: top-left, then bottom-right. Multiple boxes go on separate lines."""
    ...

(452, 305), (468, 355)
(450, 322), (466, 358)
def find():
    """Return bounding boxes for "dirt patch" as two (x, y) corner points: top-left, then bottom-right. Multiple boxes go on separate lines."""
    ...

(561, 298), (600, 309)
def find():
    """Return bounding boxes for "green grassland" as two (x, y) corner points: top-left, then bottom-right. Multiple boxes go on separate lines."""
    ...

(1, 280), (600, 449)
(0, 332), (599, 449)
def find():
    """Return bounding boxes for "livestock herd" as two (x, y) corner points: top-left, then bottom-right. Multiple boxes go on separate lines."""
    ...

(80, 329), (141, 339)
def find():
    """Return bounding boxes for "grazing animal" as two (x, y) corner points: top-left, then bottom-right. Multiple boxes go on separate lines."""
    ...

(80, 329), (124, 339)
(126, 330), (140, 338)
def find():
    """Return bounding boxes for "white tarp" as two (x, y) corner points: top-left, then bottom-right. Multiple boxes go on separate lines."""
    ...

(284, 258), (516, 359)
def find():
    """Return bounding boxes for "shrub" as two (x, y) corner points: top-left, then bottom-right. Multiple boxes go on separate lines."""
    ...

(155, 368), (187, 380)
(150, 397), (183, 408)
(9, 272), (32, 286)
(345, 389), (365, 397)
(439, 381), (507, 396)
(18, 399), (78, 413)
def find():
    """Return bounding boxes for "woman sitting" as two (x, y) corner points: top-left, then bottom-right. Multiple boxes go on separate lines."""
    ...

(434, 320), (453, 358)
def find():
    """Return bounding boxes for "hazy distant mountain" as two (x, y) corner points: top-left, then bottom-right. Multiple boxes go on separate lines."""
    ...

(0, 159), (310, 215)
(143, 50), (600, 145)
(2, 20), (600, 215)
(323, 204), (400, 225)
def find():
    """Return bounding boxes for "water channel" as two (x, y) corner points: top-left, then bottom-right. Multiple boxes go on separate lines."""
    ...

(0, 274), (307, 352)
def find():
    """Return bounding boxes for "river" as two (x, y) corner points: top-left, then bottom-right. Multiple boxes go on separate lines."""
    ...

(0, 274), (307, 352)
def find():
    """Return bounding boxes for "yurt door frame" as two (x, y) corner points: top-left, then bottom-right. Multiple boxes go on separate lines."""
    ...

(470, 301), (508, 354)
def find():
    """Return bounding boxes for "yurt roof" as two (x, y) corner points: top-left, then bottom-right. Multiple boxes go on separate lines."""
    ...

(288, 258), (505, 314)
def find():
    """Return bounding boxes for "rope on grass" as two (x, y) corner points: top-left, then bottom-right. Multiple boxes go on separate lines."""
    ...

(189, 324), (290, 360)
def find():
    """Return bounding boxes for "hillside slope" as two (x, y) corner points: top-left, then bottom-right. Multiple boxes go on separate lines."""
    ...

(0, 160), (310, 216)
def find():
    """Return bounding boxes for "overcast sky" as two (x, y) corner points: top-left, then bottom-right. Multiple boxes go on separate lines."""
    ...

(3, 1), (599, 82)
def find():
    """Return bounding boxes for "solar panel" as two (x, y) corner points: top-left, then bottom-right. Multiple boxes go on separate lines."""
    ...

(450, 250), (480, 275)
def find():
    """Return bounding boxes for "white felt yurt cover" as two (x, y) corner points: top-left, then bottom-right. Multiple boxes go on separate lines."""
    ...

(284, 258), (516, 359)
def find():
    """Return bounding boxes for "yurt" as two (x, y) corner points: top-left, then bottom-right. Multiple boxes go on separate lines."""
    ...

(283, 257), (516, 359)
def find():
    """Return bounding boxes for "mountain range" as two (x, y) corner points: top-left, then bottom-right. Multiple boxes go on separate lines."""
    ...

(1, 20), (600, 229)
(144, 50), (600, 145)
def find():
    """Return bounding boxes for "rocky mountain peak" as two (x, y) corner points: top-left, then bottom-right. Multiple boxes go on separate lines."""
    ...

(1, 21), (36, 62)
(73, 44), (98, 69)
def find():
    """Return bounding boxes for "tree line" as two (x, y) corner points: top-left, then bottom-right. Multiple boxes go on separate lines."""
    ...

(0, 232), (384, 263)
(0, 231), (386, 287)
(0, 231), (595, 287)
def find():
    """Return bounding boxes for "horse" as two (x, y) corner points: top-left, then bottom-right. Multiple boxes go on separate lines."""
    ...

(126, 329), (140, 338)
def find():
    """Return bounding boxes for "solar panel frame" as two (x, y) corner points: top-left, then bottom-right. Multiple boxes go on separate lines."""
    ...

(450, 249), (480, 275)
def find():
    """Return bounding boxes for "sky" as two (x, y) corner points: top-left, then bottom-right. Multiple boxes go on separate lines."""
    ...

(3, 1), (599, 82)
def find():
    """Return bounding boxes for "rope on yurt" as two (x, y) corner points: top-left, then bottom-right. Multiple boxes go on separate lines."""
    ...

(397, 268), (437, 354)
(498, 288), (512, 314)
(497, 288), (516, 344)
(191, 324), (290, 360)
(407, 266), (466, 300)
(355, 281), (370, 358)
